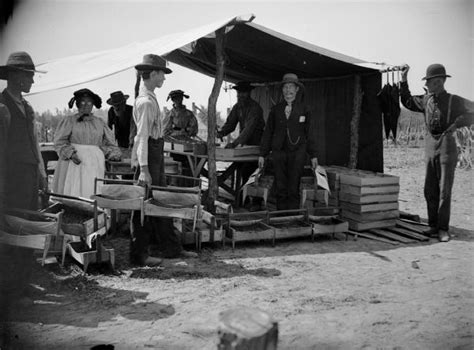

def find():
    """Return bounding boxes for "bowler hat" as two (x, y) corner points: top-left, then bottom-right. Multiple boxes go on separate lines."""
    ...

(135, 54), (172, 74)
(0, 51), (46, 80)
(167, 89), (190, 101)
(107, 91), (130, 105)
(68, 88), (102, 109)
(422, 63), (451, 80)
(231, 82), (254, 92)
(280, 73), (304, 88)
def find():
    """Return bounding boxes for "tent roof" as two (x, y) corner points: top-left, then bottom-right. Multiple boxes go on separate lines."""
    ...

(30, 14), (379, 95)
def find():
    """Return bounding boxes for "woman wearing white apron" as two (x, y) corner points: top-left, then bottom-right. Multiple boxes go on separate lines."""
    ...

(52, 88), (121, 198)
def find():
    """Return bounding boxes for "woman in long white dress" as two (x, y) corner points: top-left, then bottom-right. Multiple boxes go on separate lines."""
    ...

(52, 88), (121, 198)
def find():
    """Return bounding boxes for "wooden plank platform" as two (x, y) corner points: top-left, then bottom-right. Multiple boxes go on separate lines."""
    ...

(369, 229), (417, 244)
(387, 227), (429, 242)
(396, 220), (426, 234)
(345, 230), (400, 245)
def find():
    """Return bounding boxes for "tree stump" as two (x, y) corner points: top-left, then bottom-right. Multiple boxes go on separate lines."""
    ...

(218, 307), (278, 350)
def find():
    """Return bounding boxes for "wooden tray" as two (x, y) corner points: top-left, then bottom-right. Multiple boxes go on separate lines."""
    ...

(44, 202), (106, 237)
(67, 241), (115, 273)
(311, 217), (349, 236)
(268, 218), (312, 240)
(215, 145), (260, 158)
(227, 221), (275, 248)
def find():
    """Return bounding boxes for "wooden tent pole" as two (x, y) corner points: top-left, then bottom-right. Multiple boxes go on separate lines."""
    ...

(206, 27), (226, 213)
(349, 75), (363, 169)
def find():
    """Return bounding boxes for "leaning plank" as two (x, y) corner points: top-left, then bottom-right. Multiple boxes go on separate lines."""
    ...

(399, 218), (429, 227)
(387, 227), (429, 242)
(369, 229), (417, 244)
(396, 220), (426, 234)
(345, 230), (399, 245)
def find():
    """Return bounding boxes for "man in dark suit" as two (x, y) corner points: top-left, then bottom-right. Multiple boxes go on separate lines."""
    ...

(259, 73), (318, 210)
(107, 90), (136, 156)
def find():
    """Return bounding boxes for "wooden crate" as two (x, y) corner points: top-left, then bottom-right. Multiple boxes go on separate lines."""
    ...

(346, 219), (397, 231)
(165, 141), (194, 152)
(341, 209), (399, 222)
(340, 201), (399, 213)
(326, 166), (399, 187)
(226, 221), (275, 249)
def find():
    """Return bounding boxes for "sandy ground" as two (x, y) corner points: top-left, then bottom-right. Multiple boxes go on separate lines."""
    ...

(2, 146), (473, 350)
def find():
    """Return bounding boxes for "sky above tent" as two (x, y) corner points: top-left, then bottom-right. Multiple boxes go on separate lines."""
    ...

(0, 0), (472, 115)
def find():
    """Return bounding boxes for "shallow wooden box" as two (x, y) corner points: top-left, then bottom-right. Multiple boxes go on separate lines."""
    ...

(268, 217), (312, 240)
(226, 221), (275, 249)
(165, 141), (194, 152)
(44, 202), (107, 238)
(215, 145), (260, 158)
(67, 241), (115, 273)
(310, 217), (349, 237)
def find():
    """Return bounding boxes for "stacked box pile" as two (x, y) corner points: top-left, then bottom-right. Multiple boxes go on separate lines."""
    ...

(325, 166), (400, 231)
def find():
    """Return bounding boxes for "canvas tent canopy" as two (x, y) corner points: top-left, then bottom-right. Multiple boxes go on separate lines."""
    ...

(30, 14), (384, 172)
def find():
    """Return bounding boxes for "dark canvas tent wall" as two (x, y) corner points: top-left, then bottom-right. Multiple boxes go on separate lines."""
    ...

(166, 21), (383, 172)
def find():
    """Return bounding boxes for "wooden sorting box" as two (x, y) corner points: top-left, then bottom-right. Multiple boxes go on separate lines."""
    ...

(215, 145), (260, 158)
(325, 166), (400, 231)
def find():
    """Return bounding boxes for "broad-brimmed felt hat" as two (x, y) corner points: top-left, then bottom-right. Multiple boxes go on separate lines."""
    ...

(231, 81), (254, 92)
(280, 73), (304, 88)
(167, 89), (190, 101)
(107, 91), (129, 105)
(0, 51), (46, 80)
(135, 54), (172, 74)
(68, 88), (102, 109)
(422, 63), (451, 80)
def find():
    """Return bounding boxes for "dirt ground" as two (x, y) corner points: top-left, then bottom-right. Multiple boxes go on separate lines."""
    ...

(2, 146), (474, 350)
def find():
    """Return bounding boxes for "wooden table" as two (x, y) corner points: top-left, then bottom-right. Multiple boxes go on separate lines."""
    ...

(164, 148), (259, 205)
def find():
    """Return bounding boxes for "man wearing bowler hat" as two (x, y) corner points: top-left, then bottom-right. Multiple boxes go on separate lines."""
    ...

(107, 90), (136, 154)
(259, 73), (318, 211)
(400, 63), (473, 242)
(0, 51), (47, 330)
(131, 54), (197, 267)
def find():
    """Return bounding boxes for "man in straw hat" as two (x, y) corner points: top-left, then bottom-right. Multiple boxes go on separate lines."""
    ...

(400, 63), (474, 242)
(0, 51), (47, 325)
(130, 54), (197, 267)
(107, 90), (136, 154)
(259, 73), (318, 210)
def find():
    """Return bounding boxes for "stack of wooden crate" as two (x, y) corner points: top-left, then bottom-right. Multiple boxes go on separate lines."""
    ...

(325, 166), (400, 231)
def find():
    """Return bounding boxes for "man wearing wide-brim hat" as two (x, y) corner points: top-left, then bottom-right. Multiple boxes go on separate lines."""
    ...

(163, 89), (198, 138)
(130, 54), (197, 267)
(216, 81), (265, 209)
(106, 90), (136, 152)
(0, 51), (47, 315)
(259, 73), (318, 211)
(400, 63), (474, 242)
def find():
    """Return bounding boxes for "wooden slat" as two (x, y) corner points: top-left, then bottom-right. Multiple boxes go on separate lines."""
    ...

(339, 193), (399, 204)
(340, 201), (399, 213)
(396, 220), (427, 234)
(345, 230), (399, 245)
(387, 227), (429, 242)
(340, 184), (400, 196)
(347, 219), (397, 231)
(341, 209), (399, 222)
(369, 229), (417, 243)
